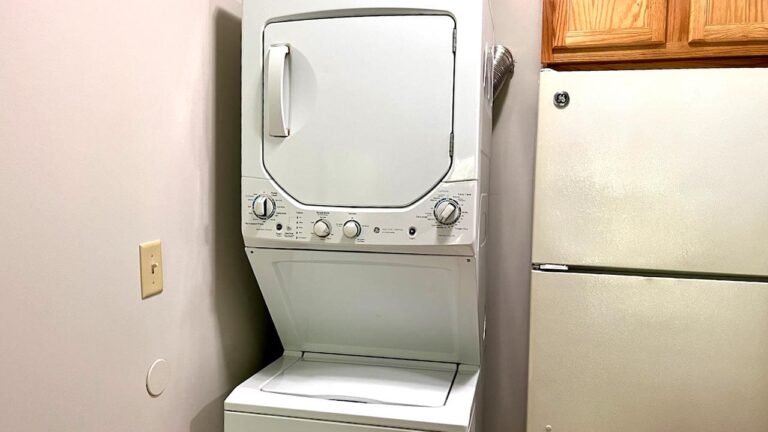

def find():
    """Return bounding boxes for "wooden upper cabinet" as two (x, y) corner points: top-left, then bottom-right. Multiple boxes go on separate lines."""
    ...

(543, 0), (768, 67)
(690, 0), (768, 43)
(551, 0), (667, 49)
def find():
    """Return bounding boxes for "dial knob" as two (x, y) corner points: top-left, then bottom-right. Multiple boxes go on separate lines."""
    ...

(252, 195), (276, 219)
(434, 198), (461, 225)
(342, 220), (361, 239)
(313, 219), (332, 238)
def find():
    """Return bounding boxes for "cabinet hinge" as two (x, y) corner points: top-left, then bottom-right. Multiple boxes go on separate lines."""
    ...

(452, 28), (457, 53)
(449, 132), (454, 157)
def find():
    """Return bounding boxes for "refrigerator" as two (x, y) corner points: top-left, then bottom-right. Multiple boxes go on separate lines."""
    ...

(528, 68), (768, 432)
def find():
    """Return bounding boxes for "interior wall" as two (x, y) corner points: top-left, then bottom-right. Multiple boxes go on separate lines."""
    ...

(0, 0), (540, 430)
(482, 0), (542, 431)
(0, 1), (279, 431)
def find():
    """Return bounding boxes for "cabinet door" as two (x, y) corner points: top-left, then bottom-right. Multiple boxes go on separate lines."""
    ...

(690, 0), (768, 43)
(548, 0), (667, 49)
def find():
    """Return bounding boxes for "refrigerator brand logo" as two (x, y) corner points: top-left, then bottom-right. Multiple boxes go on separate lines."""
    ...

(553, 91), (570, 108)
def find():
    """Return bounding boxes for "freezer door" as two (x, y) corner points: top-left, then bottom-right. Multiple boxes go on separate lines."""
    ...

(528, 270), (768, 432)
(262, 16), (455, 208)
(533, 68), (768, 277)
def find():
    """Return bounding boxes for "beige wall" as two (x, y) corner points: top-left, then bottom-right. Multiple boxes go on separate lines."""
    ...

(482, 0), (541, 431)
(0, 0), (539, 430)
(0, 0), (278, 430)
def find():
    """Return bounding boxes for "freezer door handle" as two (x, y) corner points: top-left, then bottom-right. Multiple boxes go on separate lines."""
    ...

(266, 44), (290, 137)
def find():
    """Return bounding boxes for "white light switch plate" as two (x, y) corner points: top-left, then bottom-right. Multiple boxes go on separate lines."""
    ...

(139, 240), (163, 299)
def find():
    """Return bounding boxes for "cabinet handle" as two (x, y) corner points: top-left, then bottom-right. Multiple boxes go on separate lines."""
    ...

(266, 44), (290, 137)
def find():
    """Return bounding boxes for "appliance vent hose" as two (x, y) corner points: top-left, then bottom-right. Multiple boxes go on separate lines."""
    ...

(492, 45), (514, 100)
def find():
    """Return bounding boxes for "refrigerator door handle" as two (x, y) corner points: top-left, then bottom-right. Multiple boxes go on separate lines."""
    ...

(536, 264), (569, 271)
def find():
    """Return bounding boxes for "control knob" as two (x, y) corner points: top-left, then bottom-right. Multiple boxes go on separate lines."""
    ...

(342, 220), (361, 239)
(252, 195), (276, 220)
(313, 219), (332, 238)
(434, 198), (461, 225)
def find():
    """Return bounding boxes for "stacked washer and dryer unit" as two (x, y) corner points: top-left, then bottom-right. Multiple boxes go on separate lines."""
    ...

(226, 1), (494, 431)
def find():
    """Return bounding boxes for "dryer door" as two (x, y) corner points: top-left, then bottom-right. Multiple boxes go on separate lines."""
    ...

(262, 15), (455, 208)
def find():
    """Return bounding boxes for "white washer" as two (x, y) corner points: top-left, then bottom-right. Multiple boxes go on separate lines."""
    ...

(228, 1), (494, 431)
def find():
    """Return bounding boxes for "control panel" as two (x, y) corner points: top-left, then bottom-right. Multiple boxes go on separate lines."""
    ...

(242, 177), (478, 254)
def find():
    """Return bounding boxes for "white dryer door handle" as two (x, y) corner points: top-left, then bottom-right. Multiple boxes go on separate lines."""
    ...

(266, 44), (290, 137)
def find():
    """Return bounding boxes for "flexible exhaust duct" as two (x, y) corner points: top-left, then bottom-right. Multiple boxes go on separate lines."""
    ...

(492, 45), (514, 100)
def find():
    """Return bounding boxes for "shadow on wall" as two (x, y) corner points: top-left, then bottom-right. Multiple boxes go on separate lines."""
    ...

(190, 7), (282, 432)
(492, 82), (509, 131)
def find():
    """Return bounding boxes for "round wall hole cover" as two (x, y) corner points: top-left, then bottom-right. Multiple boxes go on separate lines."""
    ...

(146, 358), (169, 397)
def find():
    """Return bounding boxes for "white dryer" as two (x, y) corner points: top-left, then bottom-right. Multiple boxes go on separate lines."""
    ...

(227, 1), (494, 431)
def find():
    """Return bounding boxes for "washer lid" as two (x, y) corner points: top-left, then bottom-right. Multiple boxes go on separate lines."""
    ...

(262, 353), (457, 407)
(262, 15), (455, 208)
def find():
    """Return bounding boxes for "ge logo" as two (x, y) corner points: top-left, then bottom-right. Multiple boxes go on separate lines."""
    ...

(553, 91), (570, 108)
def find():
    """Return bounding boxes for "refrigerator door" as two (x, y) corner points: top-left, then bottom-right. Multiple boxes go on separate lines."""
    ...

(528, 270), (768, 432)
(533, 68), (768, 277)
